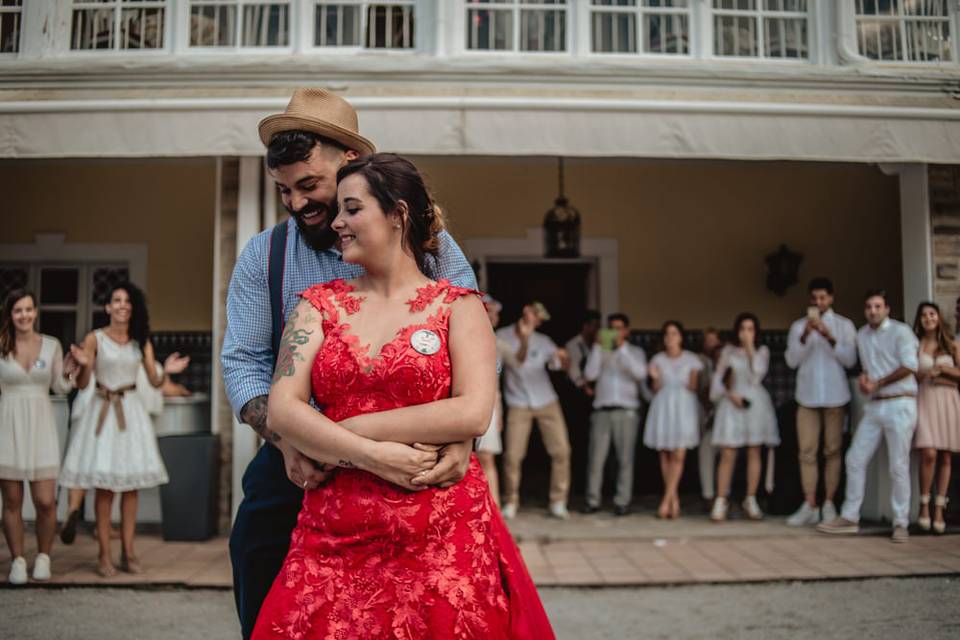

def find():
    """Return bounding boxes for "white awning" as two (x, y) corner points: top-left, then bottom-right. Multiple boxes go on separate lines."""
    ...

(2, 95), (959, 162)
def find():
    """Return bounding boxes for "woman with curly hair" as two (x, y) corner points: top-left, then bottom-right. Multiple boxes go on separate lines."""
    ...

(59, 282), (189, 577)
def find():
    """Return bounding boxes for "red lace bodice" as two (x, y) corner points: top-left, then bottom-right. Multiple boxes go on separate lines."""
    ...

(252, 279), (555, 640)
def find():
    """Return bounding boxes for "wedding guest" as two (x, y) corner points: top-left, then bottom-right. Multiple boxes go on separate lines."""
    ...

(710, 313), (779, 522)
(59, 282), (188, 576)
(784, 278), (857, 527)
(645, 321), (703, 519)
(912, 302), (960, 534)
(697, 328), (723, 504)
(582, 313), (647, 516)
(0, 290), (77, 584)
(819, 290), (918, 543)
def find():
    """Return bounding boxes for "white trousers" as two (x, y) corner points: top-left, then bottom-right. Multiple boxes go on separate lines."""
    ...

(840, 398), (917, 528)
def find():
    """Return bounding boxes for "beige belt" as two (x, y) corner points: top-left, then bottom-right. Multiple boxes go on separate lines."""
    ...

(95, 383), (136, 436)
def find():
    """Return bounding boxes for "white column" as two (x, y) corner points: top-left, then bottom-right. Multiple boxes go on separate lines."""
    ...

(231, 156), (265, 520)
(898, 163), (933, 319)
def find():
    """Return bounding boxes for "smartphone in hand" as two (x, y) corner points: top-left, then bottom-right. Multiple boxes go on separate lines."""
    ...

(598, 328), (619, 351)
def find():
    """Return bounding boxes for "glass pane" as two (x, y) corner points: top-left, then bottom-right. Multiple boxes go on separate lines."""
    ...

(591, 11), (636, 53)
(39, 312), (77, 351)
(764, 17), (807, 58)
(646, 13), (688, 53)
(121, 7), (164, 49)
(91, 267), (130, 306)
(764, 0), (806, 10)
(0, 266), (28, 305)
(856, 0), (899, 17)
(191, 4), (236, 47)
(0, 10), (20, 53)
(715, 14), (758, 56)
(366, 4), (415, 49)
(467, 8), (513, 50)
(315, 4), (360, 46)
(902, 0), (948, 17)
(520, 9), (566, 52)
(643, 0), (688, 6)
(71, 8), (115, 50)
(714, 0), (756, 9)
(903, 18), (951, 61)
(242, 3), (289, 47)
(0, 1), (24, 7)
(592, 0), (636, 6)
(857, 19), (903, 59)
(40, 268), (79, 305)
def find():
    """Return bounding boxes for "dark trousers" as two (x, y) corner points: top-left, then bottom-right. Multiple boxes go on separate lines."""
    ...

(229, 445), (303, 640)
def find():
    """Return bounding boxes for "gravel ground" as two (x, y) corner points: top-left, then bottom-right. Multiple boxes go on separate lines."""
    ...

(1, 577), (958, 640)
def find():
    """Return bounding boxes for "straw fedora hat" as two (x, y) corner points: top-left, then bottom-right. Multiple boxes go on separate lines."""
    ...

(258, 88), (376, 156)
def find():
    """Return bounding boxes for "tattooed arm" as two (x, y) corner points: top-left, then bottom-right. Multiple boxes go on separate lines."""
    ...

(268, 299), (438, 491)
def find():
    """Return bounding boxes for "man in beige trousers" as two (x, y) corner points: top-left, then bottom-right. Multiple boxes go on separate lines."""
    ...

(784, 277), (857, 526)
(496, 302), (571, 519)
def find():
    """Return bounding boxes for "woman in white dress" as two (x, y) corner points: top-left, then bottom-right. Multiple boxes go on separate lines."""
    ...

(59, 282), (188, 577)
(710, 312), (779, 522)
(645, 321), (703, 519)
(0, 290), (78, 584)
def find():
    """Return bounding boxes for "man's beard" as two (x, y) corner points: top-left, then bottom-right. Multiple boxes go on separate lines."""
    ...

(289, 201), (337, 251)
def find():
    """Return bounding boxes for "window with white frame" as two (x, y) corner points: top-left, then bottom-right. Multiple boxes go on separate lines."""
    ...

(313, 1), (415, 48)
(589, 0), (691, 55)
(0, 262), (129, 350)
(189, 0), (291, 47)
(854, 0), (952, 62)
(71, 0), (167, 51)
(712, 0), (809, 59)
(465, 0), (567, 53)
(0, 0), (22, 54)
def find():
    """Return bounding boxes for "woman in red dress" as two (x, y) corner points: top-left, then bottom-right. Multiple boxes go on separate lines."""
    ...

(252, 154), (554, 640)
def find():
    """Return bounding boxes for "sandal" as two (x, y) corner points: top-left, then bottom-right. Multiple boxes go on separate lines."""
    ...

(96, 559), (117, 578)
(917, 494), (931, 531)
(933, 495), (949, 534)
(120, 553), (143, 574)
(656, 499), (670, 520)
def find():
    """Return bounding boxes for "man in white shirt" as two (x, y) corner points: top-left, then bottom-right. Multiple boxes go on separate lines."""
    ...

(496, 302), (572, 519)
(582, 313), (648, 516)
(819, 289), (919, 543)
(784, 278), (857, 526)
(697, 328), (723, 504)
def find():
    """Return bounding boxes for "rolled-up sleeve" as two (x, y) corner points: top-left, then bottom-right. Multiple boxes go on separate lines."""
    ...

(897, 326), (920, 372)
(221, 233), (274, 418)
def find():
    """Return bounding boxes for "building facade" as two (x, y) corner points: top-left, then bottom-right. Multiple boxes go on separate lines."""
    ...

(2, 0), (959, 524)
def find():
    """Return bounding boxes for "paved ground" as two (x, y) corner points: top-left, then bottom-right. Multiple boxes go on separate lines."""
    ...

(2, 577), (958, 639)
(2, 510), (958, 588)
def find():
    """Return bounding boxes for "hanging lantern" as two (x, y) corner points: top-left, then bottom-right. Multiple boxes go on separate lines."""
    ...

(543, 158), (581, 258)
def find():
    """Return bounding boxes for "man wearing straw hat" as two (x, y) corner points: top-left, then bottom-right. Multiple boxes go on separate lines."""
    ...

(222, 88), (478, 639)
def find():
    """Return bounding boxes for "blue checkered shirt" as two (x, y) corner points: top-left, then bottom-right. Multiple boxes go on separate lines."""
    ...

(222, 218), (478, 417)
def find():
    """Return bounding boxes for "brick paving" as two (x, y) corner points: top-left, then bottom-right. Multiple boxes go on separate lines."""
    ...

(2, 511), (958, 589)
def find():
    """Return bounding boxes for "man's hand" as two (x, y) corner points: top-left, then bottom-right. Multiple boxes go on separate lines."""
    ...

(410, 440), (473, 489)
(859, 373), (878, 396)
(278, 439), (332, 490)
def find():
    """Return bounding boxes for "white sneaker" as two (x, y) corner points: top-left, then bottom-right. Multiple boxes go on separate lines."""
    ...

(548, 501), (570, 520)
(500, 502), (518, 519)
(786, 502), (820, 527)
(32, 553), (51, 581)
(710, 497), (728, 522)
(821, 500), (838, 523)
(8, 556), (27, 585)
(742, 496), (764, 520)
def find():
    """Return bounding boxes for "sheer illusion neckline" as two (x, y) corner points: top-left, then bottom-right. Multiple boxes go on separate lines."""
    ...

(327, 279), (456, 372)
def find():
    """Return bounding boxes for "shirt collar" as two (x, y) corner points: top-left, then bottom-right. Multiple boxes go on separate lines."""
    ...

(868, 317), (892, 334)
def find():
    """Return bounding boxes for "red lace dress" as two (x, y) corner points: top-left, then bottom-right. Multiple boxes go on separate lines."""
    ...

(252, 279), (554, 640)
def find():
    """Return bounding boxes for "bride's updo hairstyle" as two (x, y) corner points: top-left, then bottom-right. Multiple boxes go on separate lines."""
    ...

(336, 153), (446, 272)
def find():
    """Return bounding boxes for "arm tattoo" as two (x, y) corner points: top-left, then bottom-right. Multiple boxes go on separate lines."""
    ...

(240, 395), (282, 444)
(272, 307), (316, 383)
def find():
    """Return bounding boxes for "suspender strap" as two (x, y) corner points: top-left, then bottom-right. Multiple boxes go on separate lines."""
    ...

(268, 221), (288, 366)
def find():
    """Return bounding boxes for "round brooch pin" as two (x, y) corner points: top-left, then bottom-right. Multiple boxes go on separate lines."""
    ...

(410, 329), (441, 356)
(34, 358), (47, 370)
